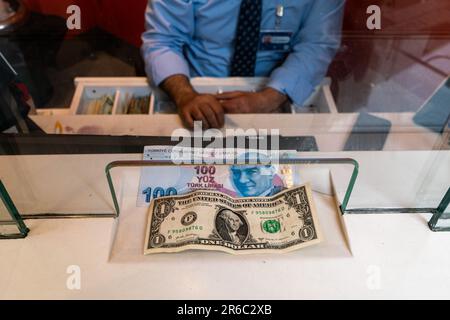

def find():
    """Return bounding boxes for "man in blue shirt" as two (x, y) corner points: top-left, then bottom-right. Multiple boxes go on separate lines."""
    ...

(142, 0), (345, 129)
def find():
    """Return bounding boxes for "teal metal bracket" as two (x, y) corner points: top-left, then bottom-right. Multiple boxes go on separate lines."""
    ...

(428, 187), (450, 232)
(0, 180), (29, 239)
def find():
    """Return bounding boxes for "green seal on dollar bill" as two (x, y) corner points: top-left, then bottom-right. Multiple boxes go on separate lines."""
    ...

(262, 220), (281, 234)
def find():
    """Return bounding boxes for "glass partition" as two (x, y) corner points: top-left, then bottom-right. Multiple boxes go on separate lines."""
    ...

(0, 0), (449, 233)
(105, 157), (358, 262)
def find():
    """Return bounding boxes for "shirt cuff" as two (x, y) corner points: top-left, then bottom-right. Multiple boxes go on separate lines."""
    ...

(266, 69), (315, 107)
(146, 50), (191, 86)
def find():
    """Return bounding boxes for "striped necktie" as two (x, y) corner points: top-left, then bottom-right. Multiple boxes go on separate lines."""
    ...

(230, 0), (263, 77)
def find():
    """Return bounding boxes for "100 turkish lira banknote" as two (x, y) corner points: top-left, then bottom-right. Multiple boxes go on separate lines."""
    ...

(137, 146), (301, 206)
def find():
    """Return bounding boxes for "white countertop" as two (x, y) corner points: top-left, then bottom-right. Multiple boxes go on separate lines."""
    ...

(1, 211), (449, 300)
(1, 149), (448, 300)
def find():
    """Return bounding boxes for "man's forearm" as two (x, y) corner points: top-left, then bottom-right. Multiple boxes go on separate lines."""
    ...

(261, 87), (288, 109)
(160, 75), (197, 108)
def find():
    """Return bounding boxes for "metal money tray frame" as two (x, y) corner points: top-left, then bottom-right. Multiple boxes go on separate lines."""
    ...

(105, 157), (449, 232)
(105, 157), (360, 217)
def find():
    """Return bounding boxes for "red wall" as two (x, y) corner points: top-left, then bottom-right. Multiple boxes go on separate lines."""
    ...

(23, 0), (147, 46)
(22, 0), (450, 48)
(95, 0), (148, 47)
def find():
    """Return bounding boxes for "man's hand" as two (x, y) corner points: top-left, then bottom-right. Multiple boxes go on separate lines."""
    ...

(161, 75), (224, 129)
(177, 92), (225, 130)
(216, 88), (288, 114)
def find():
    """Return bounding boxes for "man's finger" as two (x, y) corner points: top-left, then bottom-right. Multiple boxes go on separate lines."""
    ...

(181, 110), (194, 129)
(216, 91), (244, 100)
(208, 98), (225, 128)
(192, 107), (210, 130)
(200, 104), (220, 129)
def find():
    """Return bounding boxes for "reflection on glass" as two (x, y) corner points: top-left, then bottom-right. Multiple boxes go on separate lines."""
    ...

(0, 191), (12, 221)
(0, 0), (449, 219)
(0, 0), (447, 137)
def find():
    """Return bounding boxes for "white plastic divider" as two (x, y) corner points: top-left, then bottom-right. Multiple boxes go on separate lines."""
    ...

(111, 90), (121, 115)
(114, 86), (152, 115)
(295, 77), (336, 114)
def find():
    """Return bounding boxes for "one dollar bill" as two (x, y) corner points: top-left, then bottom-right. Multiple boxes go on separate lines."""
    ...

(144, 184), (322, 255)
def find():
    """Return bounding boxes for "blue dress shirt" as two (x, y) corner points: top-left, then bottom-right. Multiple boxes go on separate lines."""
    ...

(142, 0), (345, 106)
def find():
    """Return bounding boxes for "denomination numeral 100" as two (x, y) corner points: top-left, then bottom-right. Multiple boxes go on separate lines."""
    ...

(142, 187), (177, 203)
(195, 166), (216, 175)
